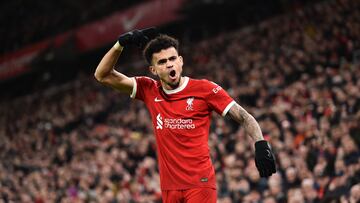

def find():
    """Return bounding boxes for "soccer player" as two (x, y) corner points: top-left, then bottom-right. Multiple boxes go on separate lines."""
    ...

(94, 28), (276, 202)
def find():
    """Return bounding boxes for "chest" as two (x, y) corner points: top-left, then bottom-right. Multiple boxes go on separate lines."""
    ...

(148, 95), (209, 118)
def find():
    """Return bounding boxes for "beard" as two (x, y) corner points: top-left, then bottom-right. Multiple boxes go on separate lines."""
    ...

(168, 79), (181, 89)
(161, 75), (181, 89)
(159, 69), (182, 90)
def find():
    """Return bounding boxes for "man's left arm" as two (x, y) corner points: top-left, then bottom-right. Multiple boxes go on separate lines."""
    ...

(226, 102), (276, 177)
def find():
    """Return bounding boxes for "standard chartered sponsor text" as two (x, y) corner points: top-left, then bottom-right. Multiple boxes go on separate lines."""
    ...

(164, 118), (195, 129)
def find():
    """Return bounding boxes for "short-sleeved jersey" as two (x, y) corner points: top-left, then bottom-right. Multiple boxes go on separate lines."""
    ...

(130, 76), (235, 190)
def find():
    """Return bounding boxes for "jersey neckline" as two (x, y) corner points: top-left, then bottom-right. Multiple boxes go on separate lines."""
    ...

(162, 76), (189, 95)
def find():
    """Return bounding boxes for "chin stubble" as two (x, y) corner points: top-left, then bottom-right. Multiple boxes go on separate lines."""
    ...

(163, 76), (181, 89)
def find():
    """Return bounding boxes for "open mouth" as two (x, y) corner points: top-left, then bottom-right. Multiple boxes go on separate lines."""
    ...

(169, 70), (176, 78)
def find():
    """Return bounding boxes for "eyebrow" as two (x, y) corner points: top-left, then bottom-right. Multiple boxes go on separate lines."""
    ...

(157, 56), (178, 64)
(158, 59), (167, 64)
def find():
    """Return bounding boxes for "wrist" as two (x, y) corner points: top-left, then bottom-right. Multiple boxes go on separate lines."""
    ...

(113, 41), (124, 51)
(255, 140), (269, 149)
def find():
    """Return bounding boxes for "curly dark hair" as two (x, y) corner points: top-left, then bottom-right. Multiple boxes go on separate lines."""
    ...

(143, 34), (179, 65)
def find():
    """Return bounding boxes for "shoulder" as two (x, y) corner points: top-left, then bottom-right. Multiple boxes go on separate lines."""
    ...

(189, 78), (222, 92)
(135, 76), (157, 82)
(189, 78), (215, 87)
(135, 76), (159, 87)
(131, 76), (159, 100)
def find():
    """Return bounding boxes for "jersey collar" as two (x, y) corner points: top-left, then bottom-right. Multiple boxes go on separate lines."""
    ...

(162, 77), (189, 94)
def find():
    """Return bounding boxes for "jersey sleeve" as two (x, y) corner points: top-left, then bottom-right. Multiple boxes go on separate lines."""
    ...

(204, 80), (236, 117)
(130, 76), (156, 101)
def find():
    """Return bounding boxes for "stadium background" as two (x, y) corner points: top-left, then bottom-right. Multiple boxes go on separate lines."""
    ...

(0, 0), (359, 202)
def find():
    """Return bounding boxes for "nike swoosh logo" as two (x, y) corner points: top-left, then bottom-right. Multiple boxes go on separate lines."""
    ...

(154, 97), (163, 102)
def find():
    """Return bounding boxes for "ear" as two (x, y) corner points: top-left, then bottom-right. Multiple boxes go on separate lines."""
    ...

(179, 55), (184, 66)
(149, 66), (157, 76)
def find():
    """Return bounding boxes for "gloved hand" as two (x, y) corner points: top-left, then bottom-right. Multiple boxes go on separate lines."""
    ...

(255, 140), (276, 177)
(117, 27), (158, 48)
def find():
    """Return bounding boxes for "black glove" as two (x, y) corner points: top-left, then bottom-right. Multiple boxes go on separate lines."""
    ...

(118, 27), (158, 48)
(255, 140), (276, 177)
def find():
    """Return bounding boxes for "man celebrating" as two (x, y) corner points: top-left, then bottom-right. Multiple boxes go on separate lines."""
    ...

(94, 28), (276, 202)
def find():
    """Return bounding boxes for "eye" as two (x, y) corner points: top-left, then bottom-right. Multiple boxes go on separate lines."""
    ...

(169, 56), (177, 61)
(158, 59), (167, 65)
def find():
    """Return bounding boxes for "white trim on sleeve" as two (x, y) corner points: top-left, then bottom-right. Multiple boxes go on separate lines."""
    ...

(221, 100), (236, 117)
(130, 77), (137, 99)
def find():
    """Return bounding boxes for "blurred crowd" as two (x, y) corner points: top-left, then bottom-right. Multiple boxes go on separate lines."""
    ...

(0, 0), (145, 54)
(1, 0), (360, 202)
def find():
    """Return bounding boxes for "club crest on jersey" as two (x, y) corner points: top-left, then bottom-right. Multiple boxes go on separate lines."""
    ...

(186, 97), (194, 111)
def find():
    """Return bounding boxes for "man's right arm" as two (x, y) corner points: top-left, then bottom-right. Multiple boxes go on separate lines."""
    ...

(94, 44), (134, 95)
(94, 27), (157, 95)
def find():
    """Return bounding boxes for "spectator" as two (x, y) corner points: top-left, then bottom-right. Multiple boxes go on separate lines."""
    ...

(0, 0), (359, 201)
(349, 183), (360, 203)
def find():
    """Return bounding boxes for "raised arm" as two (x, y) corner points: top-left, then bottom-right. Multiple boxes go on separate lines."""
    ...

(94, 44), (133, 95)
(226, 102), (277, 177)
(94, 28), (157, 95)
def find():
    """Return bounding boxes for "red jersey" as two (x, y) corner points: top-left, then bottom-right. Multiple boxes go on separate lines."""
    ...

(130, 76), (235, 190)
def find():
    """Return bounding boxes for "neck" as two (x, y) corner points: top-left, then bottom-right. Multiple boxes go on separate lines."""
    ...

(161, 77), (183, 90)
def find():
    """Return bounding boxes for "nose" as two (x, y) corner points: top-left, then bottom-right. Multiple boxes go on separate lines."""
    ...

(166, 61), (173, 69)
